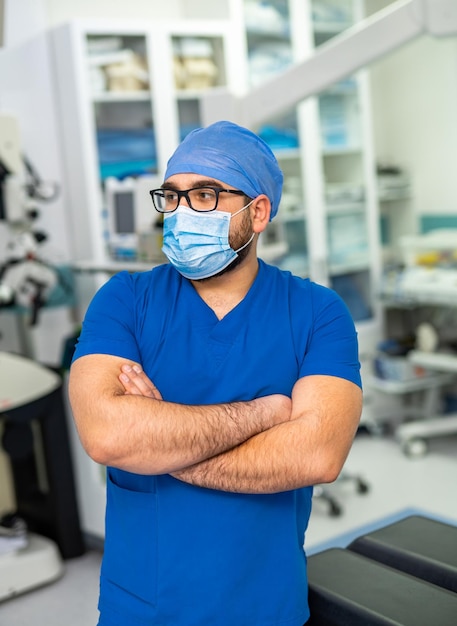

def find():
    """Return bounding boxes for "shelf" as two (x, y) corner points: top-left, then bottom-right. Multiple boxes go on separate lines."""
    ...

(322, 146), (362, 156)
(326, 201), (365, 215)
(73, 259), (161, 274)
(91, 91), (151, 102)
(378, 190), (411, 203)
(329, 258), (370, 276)
(323, 81), (358, 95)
(245, 27), (290, 41)
(279, 211), (307, 223)
(380, 267), (457, 307)
(366, 372), (453, 395)
(274, 147), (301, 160)
(175, 87), (224, 100)
(409, 350), (457, 374)
(313, 21), (353, 35)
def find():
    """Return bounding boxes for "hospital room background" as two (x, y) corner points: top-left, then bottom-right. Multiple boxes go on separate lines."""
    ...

(0, 0), (457, 624)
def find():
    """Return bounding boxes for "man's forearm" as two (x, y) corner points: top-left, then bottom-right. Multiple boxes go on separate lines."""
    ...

(171, 378), (362, 494)
(170, 420), (307, 494)
(112, 361), (361, 491)
(70, 355), (291, 475)
(107, 394), (291, 475)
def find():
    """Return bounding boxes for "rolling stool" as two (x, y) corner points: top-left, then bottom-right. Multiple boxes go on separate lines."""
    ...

(313, 472), (369, 517)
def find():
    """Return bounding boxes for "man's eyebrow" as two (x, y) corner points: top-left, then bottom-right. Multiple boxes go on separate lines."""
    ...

(161, 179), (224, 190)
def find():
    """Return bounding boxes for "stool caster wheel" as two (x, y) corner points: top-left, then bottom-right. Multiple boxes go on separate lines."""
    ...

(328, 501), (343, 517)
(402, 437), (428, 458)
(356, 478), (369, 494)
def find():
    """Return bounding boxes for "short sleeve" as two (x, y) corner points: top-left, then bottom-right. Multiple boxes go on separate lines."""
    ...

(295, 282), (362, 388)
(72, 271), (141, 364)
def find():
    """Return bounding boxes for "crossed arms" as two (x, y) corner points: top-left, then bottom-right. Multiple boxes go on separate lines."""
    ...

(69, 354), (362, 494)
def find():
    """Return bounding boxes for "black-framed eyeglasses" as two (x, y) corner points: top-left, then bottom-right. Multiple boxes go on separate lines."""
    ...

(149, 186), (247, 213)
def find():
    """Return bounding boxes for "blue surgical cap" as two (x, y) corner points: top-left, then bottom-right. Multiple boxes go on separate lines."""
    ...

(164, 121), (283, 220)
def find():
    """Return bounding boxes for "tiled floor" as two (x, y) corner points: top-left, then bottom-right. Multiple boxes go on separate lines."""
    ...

(1, 432), (457, 625)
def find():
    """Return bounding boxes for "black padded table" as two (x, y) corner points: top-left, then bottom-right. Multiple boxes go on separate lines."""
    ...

(307, 515), (457, 625)
(307, 547), (457, 625)
(348, 515), (457, 592)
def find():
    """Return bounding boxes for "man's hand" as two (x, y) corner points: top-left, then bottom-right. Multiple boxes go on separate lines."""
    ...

(119, 363), (163, 400)
(117, 363), (291, 428)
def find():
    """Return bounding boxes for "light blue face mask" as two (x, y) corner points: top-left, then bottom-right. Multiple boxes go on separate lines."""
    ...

(162, 201), (255, 280)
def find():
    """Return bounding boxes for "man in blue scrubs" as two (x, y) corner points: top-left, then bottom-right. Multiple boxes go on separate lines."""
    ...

(69, 121), (362, 626)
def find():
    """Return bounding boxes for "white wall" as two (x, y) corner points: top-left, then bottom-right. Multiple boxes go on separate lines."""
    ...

(42, 0), (228, 24)
(366, 0), (457, 222)
(370, 35), (457, 217)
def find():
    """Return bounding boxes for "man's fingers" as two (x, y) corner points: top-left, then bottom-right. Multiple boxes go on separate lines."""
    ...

(119, 363), (162, 400)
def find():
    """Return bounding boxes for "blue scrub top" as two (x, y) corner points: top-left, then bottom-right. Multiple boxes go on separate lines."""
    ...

(74, 260), (361, 626)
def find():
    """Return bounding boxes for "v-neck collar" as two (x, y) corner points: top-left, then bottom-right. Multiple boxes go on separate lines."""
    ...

(182, 261), (264, 327)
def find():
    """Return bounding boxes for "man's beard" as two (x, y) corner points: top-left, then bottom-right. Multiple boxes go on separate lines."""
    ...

(195, 209), (254, 281)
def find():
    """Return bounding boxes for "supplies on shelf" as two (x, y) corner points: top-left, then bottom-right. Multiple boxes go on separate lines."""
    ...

(103, 52), (149, 92)
(312, 0), (353, 28)
(373, 353), (432, 382)
(319, 91), (360, 150)
(86, 36), (149, 94)
(256, 110), (299, 150)
(400, 229), (457, 268)
(373, 336), (431, 382)
(380, 265), (457, 306)
(172, 37), (220, 90)
(247, 42), (293, 87)
(325, 182), (364, 206)
(280, 176), (303, 216)
(328, 213), (369, 266)
(244, 0), (289, 37)
(96, 128), (157, 180)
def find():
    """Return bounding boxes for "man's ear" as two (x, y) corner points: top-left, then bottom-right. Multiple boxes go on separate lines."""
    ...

(251, 195), (271, 233)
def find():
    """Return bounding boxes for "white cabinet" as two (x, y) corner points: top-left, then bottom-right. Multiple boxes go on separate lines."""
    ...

(153, 20), (245, 151)
(50, 19), (240, 270)
(229, 0), (383, 353)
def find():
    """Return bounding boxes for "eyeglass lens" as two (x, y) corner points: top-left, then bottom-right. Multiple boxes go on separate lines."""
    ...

(152, 187), (222, 212)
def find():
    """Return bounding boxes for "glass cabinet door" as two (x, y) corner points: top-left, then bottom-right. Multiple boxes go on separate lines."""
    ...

(240, 0), (376, 322)
(312, 0), (374, 321)
(171, 33), (229, 141)
(85, 33), (157, 181)
(242, 0), (307, 273)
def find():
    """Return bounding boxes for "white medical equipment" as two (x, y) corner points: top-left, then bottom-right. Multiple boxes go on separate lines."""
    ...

(376, 230), (457, 454)
(396, 350), (457, 456)
(0, 352), (64, 601)
(0, 114), (61, 323)
(104, 174), (163, 262)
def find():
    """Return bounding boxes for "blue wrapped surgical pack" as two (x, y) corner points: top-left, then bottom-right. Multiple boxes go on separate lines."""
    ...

(164, 121), (283, 220)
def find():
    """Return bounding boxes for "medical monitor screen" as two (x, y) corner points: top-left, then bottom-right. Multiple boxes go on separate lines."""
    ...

(114, 191), (135, 234)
